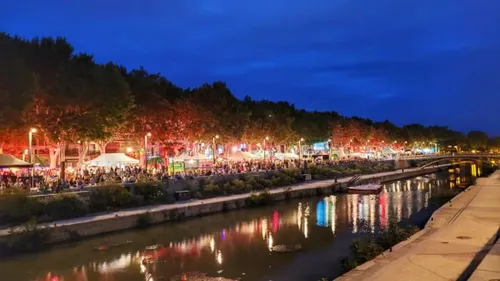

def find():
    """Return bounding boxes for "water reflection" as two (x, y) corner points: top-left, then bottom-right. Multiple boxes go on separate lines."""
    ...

(7, 173), (466, 281)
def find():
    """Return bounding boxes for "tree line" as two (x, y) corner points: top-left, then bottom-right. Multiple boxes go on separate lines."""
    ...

(0, 33), (498, 162)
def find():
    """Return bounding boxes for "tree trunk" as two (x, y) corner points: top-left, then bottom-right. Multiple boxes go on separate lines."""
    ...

(76, 142), (89, 170)
(49, 147), (60, 169)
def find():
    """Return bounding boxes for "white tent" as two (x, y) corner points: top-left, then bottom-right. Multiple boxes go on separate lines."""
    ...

(227, 151), (260, 161)
(87, 153), (139, 167)
(274, 152), (299, 160)
(174, 152), (209, 162)
(0, 154), (33, 168)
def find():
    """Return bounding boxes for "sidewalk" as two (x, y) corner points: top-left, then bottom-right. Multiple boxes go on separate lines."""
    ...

(337, 170), (500, 281)
(0, 165), (448, 237)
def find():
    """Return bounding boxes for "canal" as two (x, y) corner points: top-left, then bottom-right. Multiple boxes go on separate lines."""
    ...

(1, 172), (467, 281)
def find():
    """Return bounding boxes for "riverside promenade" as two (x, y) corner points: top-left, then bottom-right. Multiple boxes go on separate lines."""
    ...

(0, 165), (449, 242)
(337, 170), (500, 281)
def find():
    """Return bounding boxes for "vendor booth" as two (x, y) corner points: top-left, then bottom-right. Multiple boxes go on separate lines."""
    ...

(87, 153), (139, 167)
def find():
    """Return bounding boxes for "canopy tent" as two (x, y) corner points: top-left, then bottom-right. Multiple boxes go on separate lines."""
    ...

(173, 152), (209, 162)
(0, 154), (33, 168)
(382, 147), (397, 154)
(274, 152), (299, 160)
(227, 151), (260, 161)
(87, 153), (139, 167)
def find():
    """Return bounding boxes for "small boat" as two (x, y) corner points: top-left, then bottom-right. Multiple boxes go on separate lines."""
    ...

(348, 183), (382, 194)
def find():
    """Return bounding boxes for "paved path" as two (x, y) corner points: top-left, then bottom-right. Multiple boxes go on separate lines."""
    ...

(0, 165), (448, 237)
(337, 170), (500, 281)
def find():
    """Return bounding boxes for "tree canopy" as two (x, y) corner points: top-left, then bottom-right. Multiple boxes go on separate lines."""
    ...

(0, 32), (497, 156)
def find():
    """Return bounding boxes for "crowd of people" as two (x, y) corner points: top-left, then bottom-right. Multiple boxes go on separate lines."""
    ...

(0, 156), (382, 193)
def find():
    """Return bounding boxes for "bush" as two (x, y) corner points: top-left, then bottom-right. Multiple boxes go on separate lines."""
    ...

(270, 172), (297, 187)
(202, 183), (221, 197)
(41, 194), (88, 221)
(136, 212), (153, 228)
(245, 190), (274, 207)
(131, 182), (166, 204)
(0, 191), (43, 225)
(88, 185), (133, 212)
(7, 219), (49, 253)
(308, 165), (339, 179)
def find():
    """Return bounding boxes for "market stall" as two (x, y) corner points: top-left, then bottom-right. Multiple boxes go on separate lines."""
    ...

(87, 153), (139, 167)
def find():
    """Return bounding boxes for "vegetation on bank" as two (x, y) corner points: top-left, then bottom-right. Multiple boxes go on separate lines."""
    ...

(0, 163), (394, 227)
(339, 219), (419, 273)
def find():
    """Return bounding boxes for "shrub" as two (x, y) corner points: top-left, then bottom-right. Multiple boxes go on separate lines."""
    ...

(0, 191), (43, 225)
(88, 185), (133, 212)
(270, 172), (297, 187)
(7, 219), (49, 253)
(245, 190), (274, 207)
(202, 183), (221, 197)
(41, 194), (88, 221)
(136, 212), (153, 228)
(132, 182), (166, 204)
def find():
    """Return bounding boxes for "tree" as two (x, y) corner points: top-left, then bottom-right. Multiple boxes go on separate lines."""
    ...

(0, 33), (34, 132)
(468, 130), (489, 150)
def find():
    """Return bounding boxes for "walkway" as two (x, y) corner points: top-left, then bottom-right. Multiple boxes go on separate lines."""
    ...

(0, 165), (448, 237)
(337, 170), (500, 281)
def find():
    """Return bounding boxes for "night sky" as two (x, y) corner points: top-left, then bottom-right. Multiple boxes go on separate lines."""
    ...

(2, 0), (500, 135)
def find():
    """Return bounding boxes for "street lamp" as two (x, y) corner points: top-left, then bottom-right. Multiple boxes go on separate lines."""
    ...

(212, 135), (219, 164)
(298, 137), (304, 160)
(264, 136), (270, 161)
(144, 132), (152, 170)
(327, 138), (332, 158)
(28, 128), (37, 188)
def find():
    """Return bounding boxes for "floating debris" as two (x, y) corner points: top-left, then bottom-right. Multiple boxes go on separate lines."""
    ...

(145, 244), (161, 250)
(170, 272), (240, 281)
(271, 244), (302, 252)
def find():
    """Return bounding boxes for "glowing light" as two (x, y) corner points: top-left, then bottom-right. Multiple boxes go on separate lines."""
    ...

(232, 146), (238, 152)
(210, 238), (215, 253)
(30, 128), (37, 133)
(146, 132), (152, 137)
(261, 219), (268, 239)
(216, 250), (223, 264)
(268, 233), (274, 250)
(126, 147), (134, 153)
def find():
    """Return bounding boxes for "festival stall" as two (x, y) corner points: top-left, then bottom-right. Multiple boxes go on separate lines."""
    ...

(87, 153), (139, 167)
(0, 154), (33, 168)
(173, 152), (211, 169)
(226, 151), (260, 161)
(274, 152), (299, 160)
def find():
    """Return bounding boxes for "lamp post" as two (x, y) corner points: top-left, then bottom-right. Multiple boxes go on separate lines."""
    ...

(212, 135), (219, 164)
(298, 138), (304, 165)
(263, 136), (269, 161)
(327, 138), (332, 158)
(144, 132), (151, 170)
(28, 128), (37, 188)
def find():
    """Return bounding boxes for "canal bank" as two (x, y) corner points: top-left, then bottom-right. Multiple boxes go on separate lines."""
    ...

(336, 169), (500, 281)
(0, 165), (451, 246)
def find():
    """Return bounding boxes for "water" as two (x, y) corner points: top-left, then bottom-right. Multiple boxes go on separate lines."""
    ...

(0, 173), (464, 281)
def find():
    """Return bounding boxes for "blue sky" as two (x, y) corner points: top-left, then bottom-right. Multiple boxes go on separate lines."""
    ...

(2, 0), (500, 135)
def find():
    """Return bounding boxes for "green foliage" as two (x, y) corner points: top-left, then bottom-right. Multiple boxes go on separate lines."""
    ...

(131, 182), (166, 204)
(340, 219), (419, 272)
(136, 212), (153, 228)
(88, 185), (133, 212)
(41, 194), (88, 221)
(7, 219), (49, 253)
(245, 190), (274, 207)
(0, 190), (43, 225)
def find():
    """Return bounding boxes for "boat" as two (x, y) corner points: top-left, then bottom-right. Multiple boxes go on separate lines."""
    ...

(348, 183), (382, 194)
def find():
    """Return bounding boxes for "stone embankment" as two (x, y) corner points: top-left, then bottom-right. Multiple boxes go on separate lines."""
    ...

(336, 170), (500, 281)
(0, 165), (449, 245)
